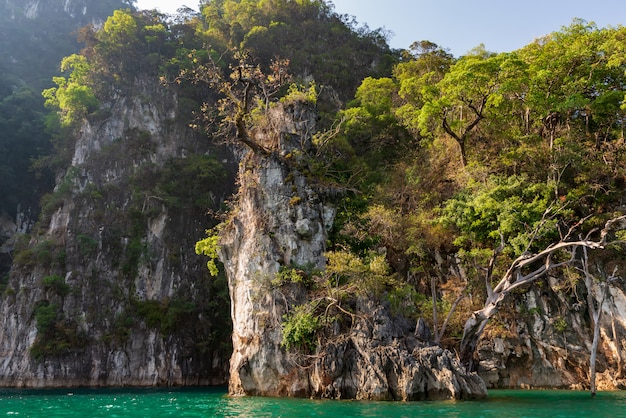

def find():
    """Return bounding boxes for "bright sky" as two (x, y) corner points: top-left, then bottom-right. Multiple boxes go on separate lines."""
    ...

(134, 0), (626, 56)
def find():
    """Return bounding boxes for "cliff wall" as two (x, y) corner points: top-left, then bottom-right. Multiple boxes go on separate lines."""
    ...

(0, 77), (234, 387)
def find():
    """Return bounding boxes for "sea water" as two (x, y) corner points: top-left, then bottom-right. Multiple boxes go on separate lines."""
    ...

(2, 386), (626, 417)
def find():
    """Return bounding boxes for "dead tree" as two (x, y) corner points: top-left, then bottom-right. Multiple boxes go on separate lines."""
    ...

(458, 215), (626, 371)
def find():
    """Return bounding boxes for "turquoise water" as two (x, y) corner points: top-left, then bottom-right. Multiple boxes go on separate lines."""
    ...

(2, 387), (626, 417)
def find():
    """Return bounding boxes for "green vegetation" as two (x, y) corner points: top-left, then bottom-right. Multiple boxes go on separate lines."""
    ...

(42, 275), (71, 298)
(195, 228), (222, 277)
(43, 54), (99, 127)
(554, 317), (568, 333)
(281, 304), (322, 352)
(187, 8), (626, 355)
(13, 239), (66, 270)
(271, 264), (320, 288)
(132, 298), (197, 335)
(441, 175), (559, 256)
(30, 301), (88, 360)
(320, 19), (626, 350)
(155, 154), (227, 209)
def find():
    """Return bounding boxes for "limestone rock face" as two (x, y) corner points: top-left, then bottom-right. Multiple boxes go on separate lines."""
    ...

(218, 102), (486, 400)
(0, 77), (234, 387)
(219, 103), (330, 397)
(477, 278), (626, 390)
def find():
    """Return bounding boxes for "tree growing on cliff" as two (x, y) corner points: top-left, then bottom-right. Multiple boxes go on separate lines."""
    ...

(579, 245), (619, 396)
(174, 49), (292, 154)
(42, 54), (99, 127)
(458, 215), (626, 379)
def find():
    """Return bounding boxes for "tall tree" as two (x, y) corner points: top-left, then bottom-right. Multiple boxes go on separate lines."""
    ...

(416, 46), (507, 166)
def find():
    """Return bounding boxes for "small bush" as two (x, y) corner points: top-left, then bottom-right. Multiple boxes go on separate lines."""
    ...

(554, 317), (568, 333)
(106, 312), (135, 343)
(14, 240), (63, 269)
(42, 275), (70, 298)
(195, 228), (221, 277)
(31, 301), (88, 360)
(385, 283), (424, 319)
(77, 234), (99, 257)
(13, 248), (36, 268)
(34, 302), (59, 334)
(271, 264), (318, 287)
(132, 298), (197, 335)
(281, 304), (321, 352)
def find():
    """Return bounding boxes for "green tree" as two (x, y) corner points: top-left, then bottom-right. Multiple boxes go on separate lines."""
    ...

(416, 46), (508, 166)
(394, 41), (454, 134)
(441, 175), (559, 256)
(42, 54), (99, 127)
(196, 0), (395, 100)
(519, 20), (626, 149)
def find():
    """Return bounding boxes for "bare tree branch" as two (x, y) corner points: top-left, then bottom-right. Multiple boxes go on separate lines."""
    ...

(459, 214), (626, 371)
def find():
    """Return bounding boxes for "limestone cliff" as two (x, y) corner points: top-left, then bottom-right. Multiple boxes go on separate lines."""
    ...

(218, 101), (486, 400)
(0, 0), (135, 295)
(0, 76), (234, 387)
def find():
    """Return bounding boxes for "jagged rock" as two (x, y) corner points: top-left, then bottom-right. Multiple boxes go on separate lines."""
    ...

(309, 303), (485, 400)
(415, 317), (432, 342)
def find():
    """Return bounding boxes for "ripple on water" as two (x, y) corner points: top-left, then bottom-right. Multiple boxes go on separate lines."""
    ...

(0, 388), (625, 417)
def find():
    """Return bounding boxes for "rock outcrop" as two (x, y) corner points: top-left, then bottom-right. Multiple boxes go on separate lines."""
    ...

(478, 276), (626, 390)
(218, 101), (486, 400)
(308, 300), (486, 400)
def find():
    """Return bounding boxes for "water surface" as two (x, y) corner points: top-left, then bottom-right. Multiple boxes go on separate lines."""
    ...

(1, 386), (625, 417)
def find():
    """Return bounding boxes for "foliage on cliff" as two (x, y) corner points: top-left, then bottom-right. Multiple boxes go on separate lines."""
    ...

(174, 6), (626, 364)
(5, 0), (397, 369)
(318, 19), (626, 351)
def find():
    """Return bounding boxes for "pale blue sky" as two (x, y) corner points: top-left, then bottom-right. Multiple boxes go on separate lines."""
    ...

(134, 0), (626, 56)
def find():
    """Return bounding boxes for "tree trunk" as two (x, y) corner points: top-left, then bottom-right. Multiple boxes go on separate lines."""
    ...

(431, 275), (439, 342)
(458, 139), (468, 167)
(582, 246), (611, 397)
(459, 295), (501, 370)
(590, 307), (601, 397)
(612, 314), (623, 378)
(435, 291), (465, 346)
